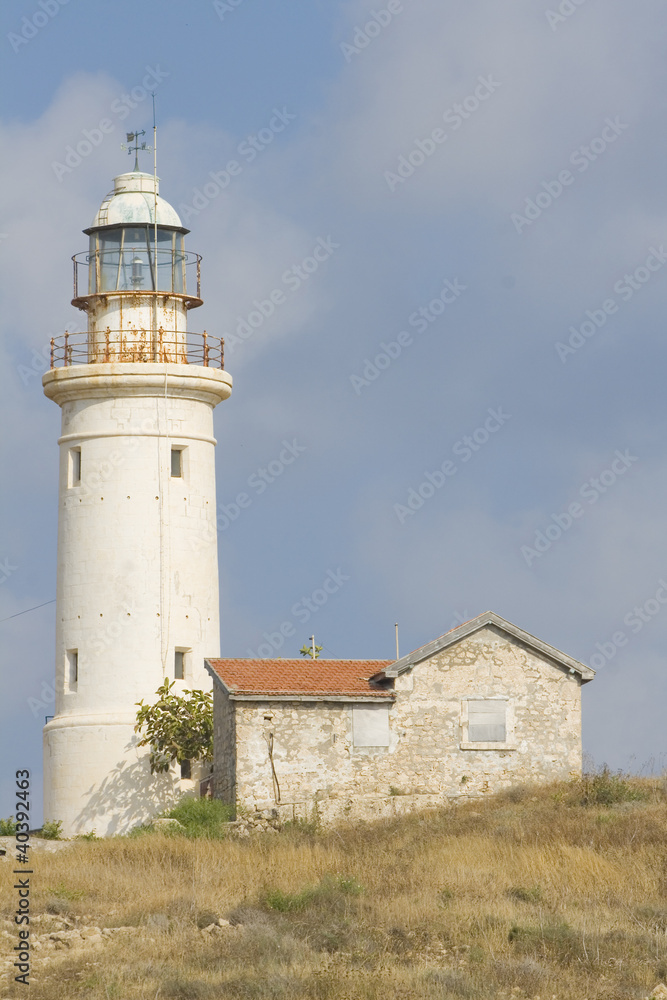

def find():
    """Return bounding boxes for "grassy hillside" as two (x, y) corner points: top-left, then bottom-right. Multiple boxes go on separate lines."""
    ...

(1, 773), (666, 999)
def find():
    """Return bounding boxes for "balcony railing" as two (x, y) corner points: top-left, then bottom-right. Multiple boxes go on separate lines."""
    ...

(50, 330), (224, 369)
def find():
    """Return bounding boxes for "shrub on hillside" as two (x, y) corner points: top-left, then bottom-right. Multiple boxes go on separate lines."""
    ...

(564, 766), (648, 807)
(40, 819), (63, 840)
(260, 874), (363, 914)
(0, 816), (16, 835)
(162, 797), (234, 838)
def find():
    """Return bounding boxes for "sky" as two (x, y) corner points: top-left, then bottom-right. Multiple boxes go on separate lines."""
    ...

(1, 0), (666, 824)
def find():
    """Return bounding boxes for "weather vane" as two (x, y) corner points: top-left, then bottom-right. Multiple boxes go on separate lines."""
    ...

(120, 130), (152, 171)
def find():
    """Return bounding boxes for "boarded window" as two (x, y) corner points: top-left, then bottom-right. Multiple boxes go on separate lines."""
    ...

(352, 704), (390, 747)
(468, 700), (506, 742)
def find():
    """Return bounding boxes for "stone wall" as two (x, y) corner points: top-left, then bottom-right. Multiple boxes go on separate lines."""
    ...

(217, 626), (584, 824)
(213, 686), (236, 804)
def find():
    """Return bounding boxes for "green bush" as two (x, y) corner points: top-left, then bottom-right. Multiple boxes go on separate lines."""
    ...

(0, 816), (16, 835)
(572, 767), (648, 807)
(260, 874), (363, 913)
(40, 819), (63, 840)
(162, 797), (235, 839)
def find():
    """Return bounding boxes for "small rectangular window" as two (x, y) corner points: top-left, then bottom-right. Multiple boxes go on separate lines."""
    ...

(171, 448), (182, 477)
(67, 650), (78, 691)
(180, 759), (191, 780)
(69, 448), (81, 486)
(468, 700), (506, 742)
(174, 650), (185, 680)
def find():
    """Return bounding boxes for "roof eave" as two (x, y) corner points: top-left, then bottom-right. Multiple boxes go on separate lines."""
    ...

(227, 693), (395, 703)
(379, 612), (595, 682)
(205, 658), (233, 695)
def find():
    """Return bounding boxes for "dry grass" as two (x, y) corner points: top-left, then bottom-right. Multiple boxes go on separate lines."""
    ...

(1, 776), (666, 999)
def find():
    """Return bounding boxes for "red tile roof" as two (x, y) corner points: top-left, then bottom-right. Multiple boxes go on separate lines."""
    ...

(206, 658), (394, 699)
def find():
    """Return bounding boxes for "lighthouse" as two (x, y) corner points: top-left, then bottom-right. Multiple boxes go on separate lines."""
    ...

(42, 142), (232, 836)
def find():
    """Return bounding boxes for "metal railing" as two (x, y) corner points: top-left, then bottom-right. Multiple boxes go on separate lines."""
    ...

(50, 330), (224, 369)
(72, 249), (202, 300)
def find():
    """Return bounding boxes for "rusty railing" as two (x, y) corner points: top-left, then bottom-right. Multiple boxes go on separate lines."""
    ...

(49, 330), (224, 370)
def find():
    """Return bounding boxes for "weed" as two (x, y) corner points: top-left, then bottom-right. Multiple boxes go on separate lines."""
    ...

(40, 819), (63, 840)
(163, 981), (215, 1000)
(507, 885), (543, 903)
(0, 816), (16, 835)
(45, 881), (85, 901)
(160, 797), (235, 838)
(563, 765), (648, 807)
(260, 873), (363, 913)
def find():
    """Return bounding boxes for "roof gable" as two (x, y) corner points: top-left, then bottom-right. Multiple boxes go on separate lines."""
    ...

(206, 658), (394, 701)
(378, 611), (594, 682)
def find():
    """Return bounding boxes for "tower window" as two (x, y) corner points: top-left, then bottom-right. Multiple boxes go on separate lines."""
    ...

(174, 650), (185, 680)
(69, 448), (81, 486)
(67, 649), (78, 691)
(171, 448), (183, 477)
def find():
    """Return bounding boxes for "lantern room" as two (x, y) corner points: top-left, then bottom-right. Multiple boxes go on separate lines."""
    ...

(73, 170), (202, 308)
(64, 168), (216, 366)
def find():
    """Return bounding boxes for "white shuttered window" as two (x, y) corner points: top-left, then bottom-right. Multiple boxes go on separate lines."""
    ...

(468, 700), (506, 742)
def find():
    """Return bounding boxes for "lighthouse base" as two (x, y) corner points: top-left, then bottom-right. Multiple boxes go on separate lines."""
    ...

(43, 713), (195, 837)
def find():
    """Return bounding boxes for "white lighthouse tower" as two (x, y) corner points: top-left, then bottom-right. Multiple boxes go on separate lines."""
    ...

(42, 141), (232, 836)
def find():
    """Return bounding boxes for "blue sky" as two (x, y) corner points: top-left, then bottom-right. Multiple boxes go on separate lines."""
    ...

(1, 0), (667, 823)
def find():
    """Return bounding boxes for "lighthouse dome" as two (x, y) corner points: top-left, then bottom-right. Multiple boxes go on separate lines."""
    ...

(89, 171), (183, 230)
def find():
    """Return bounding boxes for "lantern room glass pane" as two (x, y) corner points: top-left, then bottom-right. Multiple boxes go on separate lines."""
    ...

(89, 227), (186, 294)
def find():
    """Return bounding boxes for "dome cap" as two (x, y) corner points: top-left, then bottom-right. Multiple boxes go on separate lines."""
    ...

(89, 171), (183, 230)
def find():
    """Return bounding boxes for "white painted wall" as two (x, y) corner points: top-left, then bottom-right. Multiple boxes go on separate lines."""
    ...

(42, 363), (232, 836)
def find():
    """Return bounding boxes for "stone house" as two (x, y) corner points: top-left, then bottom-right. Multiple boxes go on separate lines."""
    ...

(205, 611), (594, 825)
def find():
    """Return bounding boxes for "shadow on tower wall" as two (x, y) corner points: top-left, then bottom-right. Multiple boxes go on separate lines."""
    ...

(74, 750), (182, 836)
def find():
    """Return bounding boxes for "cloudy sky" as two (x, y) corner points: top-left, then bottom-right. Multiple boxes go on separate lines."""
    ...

(1, 0), (666, 823)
